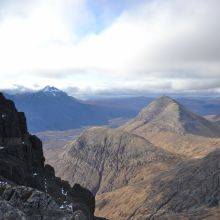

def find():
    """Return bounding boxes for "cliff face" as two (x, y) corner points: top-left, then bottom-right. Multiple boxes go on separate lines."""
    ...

(0, 93), (97, 219)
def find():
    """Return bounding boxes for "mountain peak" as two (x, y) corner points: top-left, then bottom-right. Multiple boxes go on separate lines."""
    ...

(41, 86), (64, 96)
(136, 95), (180, 122)
(122, 96), (220, 137)
(154, 95), (177, 105)
(157, 95), (174, 101)
(42, 86), (60, 92)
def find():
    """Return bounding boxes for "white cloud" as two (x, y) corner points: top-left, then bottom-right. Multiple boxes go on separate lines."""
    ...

(0, 0), (220, 95)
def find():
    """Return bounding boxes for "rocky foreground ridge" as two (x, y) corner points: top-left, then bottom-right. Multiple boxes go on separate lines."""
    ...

(0, 93), (103, 219)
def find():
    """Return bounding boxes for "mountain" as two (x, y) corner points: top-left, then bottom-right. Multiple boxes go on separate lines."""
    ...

(122, 95), (220, 137)
(45, 127), (183, 219)
(6, 87), (220, 132)
(96, 149), (220, 219)
(0, 93), (102, 219)
(43, 96), (220, 219)
(5, 86), (132, 132)
(47, 127), (179, 195)
(121, 96), (220, 158)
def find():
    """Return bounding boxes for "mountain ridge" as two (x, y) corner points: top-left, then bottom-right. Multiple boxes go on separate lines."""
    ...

(122, 95), (220, 137)
(43, 95), (220, 219)
(4, 87), (132, 132)
(47, 126), (180, 195)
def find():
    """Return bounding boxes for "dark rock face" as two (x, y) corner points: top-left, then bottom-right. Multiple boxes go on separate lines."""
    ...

(0, 93), (97, 219)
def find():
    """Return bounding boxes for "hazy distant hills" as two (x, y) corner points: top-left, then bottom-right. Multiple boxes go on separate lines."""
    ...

(5, 86), (220, 132)
(90, 96), (220, 117)
(4, 86), (132, 132)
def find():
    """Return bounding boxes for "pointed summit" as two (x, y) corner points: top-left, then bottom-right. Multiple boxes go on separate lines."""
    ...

(137, 95), (180, 121)
(122, 96), (220, 137)
(40, 86), (65, 96)
(156, 95), (175, 102)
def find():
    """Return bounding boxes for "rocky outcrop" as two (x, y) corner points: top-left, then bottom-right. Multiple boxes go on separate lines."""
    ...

(0, 182), (66, 219)
(0, 93), (98, 219)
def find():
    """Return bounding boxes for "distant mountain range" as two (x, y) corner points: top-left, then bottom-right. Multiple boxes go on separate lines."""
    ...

(4, 86), (220, 132)
(90, 95), (220, 116)
(4, 86), (133, 132)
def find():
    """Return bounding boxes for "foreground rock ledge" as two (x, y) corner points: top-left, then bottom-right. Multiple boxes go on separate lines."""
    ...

(0, 92), (105, 219)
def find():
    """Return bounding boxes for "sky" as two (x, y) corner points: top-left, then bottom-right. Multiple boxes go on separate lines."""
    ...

(0, 0), (220, 98)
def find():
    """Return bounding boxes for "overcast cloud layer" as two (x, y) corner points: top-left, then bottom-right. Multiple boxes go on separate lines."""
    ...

(0, 0), (220, 97)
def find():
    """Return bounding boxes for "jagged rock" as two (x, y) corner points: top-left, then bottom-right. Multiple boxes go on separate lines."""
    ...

(0, 183), (58, 215)
(0, 93), (98, 219)
(0, 200), (27, 220)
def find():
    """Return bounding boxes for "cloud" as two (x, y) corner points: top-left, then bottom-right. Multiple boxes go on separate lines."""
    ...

(0, 0), (220, 95)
